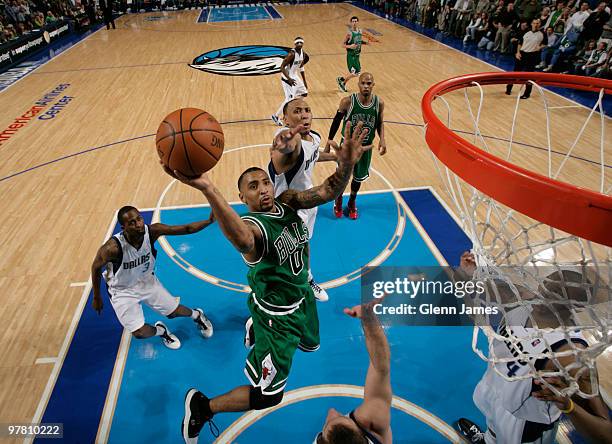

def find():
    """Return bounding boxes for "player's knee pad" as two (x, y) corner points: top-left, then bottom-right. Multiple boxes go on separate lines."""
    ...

(249, 386), (283, 410)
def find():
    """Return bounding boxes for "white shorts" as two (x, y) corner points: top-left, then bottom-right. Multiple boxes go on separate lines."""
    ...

(281, 77), (308, 102)
(108, 275), (180, 332)
(298, 207), (317, 239)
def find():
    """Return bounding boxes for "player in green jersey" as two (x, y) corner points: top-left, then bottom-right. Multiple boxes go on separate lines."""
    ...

(326, 72), (387, 220)
(337, 16), (370, 92)
(163, 121), (369, 444)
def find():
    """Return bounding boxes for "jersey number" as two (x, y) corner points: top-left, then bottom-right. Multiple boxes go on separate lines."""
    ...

(289, 247), (305, 275)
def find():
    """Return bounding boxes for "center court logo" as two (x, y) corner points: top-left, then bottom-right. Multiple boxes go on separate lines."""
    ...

(190, 45), (290, 76)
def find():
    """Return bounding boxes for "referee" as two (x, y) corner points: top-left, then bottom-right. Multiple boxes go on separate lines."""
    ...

(506, 18), (547, 99)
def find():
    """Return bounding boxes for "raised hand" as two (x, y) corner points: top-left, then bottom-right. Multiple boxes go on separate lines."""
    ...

(344, 304), (364, 319)
(160, 161), (212, 191)
(272, 125), (305, 153)
(336, 121), (368, 166)
(460, 251), (476, 277)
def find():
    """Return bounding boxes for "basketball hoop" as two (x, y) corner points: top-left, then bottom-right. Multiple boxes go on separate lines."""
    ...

(421, 72), (611, 398)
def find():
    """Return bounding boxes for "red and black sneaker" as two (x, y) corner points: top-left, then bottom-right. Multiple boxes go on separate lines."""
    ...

(348, 203), (358, 220)
(333, 196), (343, 218)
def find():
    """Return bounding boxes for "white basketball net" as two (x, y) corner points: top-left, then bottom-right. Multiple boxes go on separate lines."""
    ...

(428, 79), (611, 398)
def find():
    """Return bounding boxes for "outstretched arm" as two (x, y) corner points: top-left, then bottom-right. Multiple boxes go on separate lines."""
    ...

(325, 96), (351, 152)
(344, 302), (392, 438)
(271, 125), (303, 155)
(533, 349), (612, 443)
(91, 239), (121, 314)
(149, 212), (214, 242)
(317, 150), (337, 162)
(160, 166), (262, 259)
(279, 121), (367, 210)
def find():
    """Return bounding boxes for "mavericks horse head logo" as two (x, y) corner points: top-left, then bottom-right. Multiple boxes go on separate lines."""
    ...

(190, 45), (291, 76)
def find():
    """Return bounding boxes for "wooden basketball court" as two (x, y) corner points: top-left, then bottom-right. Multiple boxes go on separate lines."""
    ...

(0, 2), (609, 440)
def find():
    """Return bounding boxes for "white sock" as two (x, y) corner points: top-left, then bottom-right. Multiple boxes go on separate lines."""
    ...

(308, 268), (313, 282)
(190, 309), (199, 320)
(155, 325), (166, 336)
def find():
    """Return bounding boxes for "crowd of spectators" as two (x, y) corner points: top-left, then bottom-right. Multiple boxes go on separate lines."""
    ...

(0, 0), (105, 44)
(364, 0), (612, 78)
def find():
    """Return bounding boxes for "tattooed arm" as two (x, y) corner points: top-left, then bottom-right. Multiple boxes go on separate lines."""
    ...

(278, 121), (368, 210)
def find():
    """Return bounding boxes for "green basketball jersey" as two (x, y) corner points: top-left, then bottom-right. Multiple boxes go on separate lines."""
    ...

(342, 93), (380, 146)
(241, 202), (311, 310)
(347, 29), (362, 56)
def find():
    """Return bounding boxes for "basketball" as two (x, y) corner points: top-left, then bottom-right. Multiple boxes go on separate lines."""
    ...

(156, 108), (224, 177)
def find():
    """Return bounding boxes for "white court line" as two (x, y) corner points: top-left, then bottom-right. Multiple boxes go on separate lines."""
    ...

(96, 329), (132, 443)
(35, 357), (58, 365)
(215, 384), (462, 443)
(26, 213), (117, 444)
(351, 2), (610, 119)
(70, 281), (88, 287)
(263, 4), (274, 19)
(548, 105), (583, 109)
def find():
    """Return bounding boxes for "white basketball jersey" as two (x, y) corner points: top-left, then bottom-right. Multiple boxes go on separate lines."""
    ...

(104, 225), (157, 291)
(283, 49), (304, 81)
(269, 128), (320, 195)
(474, 305), (587, 443)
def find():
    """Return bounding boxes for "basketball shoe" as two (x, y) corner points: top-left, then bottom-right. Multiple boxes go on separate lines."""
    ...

(309, 279), (329, 302)
(333, 195), (343, 218)
(193, 308), (213, 338)
(271, 115), (282, 126)
(155, 321), (181, 350)
(348, 201), (358, 220)
(182, 389), (218, 443)
(456, 418), (485, 444)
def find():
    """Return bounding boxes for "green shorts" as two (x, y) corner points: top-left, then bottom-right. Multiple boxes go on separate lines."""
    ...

(353, 147), (372, 182)
(244, 289), (320, 395)
(347, 53), (361, 74)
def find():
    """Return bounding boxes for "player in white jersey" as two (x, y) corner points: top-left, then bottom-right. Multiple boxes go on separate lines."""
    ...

(91, 206), (214, 350)
(268, 98), (338, 302)
(456, 253), (611, 444)
(271, 37), (309, 126)
(315, 300), (392, 444)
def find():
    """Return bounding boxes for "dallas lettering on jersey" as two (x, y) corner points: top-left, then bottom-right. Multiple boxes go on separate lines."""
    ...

(303, 148), (318, 172)
(273, 222), (308, 264)
(123, 253), (151, 270)
(0, 83), (72, 146)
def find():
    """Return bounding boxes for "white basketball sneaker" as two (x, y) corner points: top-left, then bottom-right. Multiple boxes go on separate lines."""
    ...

(155, 321), (181, 349)
(309, 279), (329, 302)
(194, 308), (213, 339)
